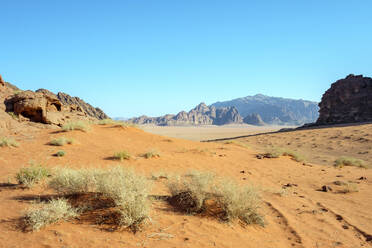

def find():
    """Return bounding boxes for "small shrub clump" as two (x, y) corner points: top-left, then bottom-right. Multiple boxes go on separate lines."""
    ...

(62, 121), (90, 132)
(142, 150), (160, 159)
(98, 119), (117, 125)
(114, 151), (131, 161)
(0, 137), (19, 148)
(262, 147), (305, 162)
(15, 163), (50, 187)
(49, 137), (74, 146)
(55, 150), (66, 157)
(334, 157), (368, 169)
(167, 171), (264, 226)
(24, 198), (78, 231)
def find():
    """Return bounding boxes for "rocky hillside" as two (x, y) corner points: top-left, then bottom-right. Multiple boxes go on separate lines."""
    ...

(212, 94), (319, 125)
(316, 74), (372, 125)
(0, 75), (109, 130)
(130, 103), (243, 126)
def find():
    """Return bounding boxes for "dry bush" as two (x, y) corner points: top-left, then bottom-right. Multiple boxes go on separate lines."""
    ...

(96, 166), (151, 231)
(48, 168), (101, 194)
(98, 119), (117, 125)
(166, 171), (264, 226)
(114, 151), (131, 161)
(49, 137), (74, 146)
(15, 163), (50, 187)
(55, 150), (66, 157)
(0, 137), (19, 148)
(24, 198), (78, 231)
(334, 157), (368, 169)
(142, 150), (160, 159)
(62, 121), (90, 132)
(263, 147), (305, 162)
(48, 166), (151, 232)
(338, 183), (359, 194)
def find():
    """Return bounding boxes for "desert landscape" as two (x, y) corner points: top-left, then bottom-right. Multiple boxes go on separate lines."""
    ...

(1, 2), (372, 248)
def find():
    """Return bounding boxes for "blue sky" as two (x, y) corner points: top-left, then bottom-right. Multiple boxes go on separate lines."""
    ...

(1, 0), (371, 117)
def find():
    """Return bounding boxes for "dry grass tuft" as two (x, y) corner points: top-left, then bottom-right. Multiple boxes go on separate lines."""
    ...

(167, 171), (264, 226)
(263, 147), (305, 162)
(62, 121), (90, 132)
(55, 150), (66, 157)
(24, 198), (78, 231)
(142, 150), (160, 159)
(114, 151), (131, 161)
(49, 137), (74, 146)
(0, 137), (19, 148)
(338, 183), (359, 194)
(334, 156), (368, 169)
(98, 119), (117, 125)
(15, 163), (50, 187)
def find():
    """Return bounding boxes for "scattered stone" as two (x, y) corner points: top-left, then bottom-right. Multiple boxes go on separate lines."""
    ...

(321, 185), (332, 192)
(283, 183), (298, 188)
(342, 225), (349, 230)
(336, 215), (343, 221)
(366, 235), (372, 242)
(358, 177), (367, 180)
(240, 170), (245, 174)
(336, 175), (344, 178)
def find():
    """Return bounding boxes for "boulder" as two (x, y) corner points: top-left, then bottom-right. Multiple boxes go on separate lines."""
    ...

(317, 74), (372, 124)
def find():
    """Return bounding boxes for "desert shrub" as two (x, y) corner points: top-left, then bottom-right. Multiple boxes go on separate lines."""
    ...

(167, 171), (264, 226)
(263, 147), (304, 162)
(334, 157), (368, 169)
(0, 137), (19, 147)
(62, 121), (90, 132)
(167, 171), (216, 213)
(24, 198), (78, 231)
(142, 150), (160, 159)
(49, 137), (74, 146)
(213, 179), (264, 226)
(15, 163), (50, 187)
(96, 166), (151, 231)
(114, 151), (131, 161)
(338, 183), (359, 194)
(48, 168), (101, 194)
(55, 150), (66, 157)
(98, 119), (116, 125)
(7, 111), (19, 120)
(151, 171), (169, 180)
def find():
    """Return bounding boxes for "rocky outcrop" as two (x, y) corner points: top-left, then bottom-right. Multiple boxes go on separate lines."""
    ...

(212, 94), (319, 125)
(130, 103), (243, 126)
(317, 74), (372, 125)
(57, 92), (108, 120)
(243, 113), (266, 126)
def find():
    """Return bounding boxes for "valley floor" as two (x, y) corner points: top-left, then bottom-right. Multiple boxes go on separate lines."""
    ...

(0, 124), (371, 248)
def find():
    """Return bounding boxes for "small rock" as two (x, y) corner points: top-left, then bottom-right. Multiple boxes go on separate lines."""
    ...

(256, 154), (264, 159)
(336, 215), (343, 221)
(336, 175), (344, 178)
(342, 225), (349, 230)
(321, 185), (332, 192)
(366, 235), (372, 242)
(358, 177), (367, 180)
(240, 170), (245, 174)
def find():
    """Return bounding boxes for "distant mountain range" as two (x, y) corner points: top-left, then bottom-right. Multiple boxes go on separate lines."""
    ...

(129, 94), (319, 126)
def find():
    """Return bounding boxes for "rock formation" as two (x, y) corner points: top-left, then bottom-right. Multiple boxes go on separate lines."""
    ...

(317, 74), (372, 125)
(130, 103), (243, 126)
(243, 113), (266, 126)
(212, 94), (319, 125)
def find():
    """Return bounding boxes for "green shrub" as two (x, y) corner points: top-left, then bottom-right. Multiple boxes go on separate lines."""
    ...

(142, 150), (160, 159)
(98, 119), (117, 125)
(49, 137), (74, 146)
(338, 183), (359, 194)
(62, 121), (90, 132)
(263, 147), (305, 162)
(334, 157), (368, 168)
(55, 150), (66, 157)
(114, 151), (131, 161)
(0, 137), (19, 147)
(15, 163), (50, 187)
(24, 198), (78, 231)
(7, 112), (19, 120)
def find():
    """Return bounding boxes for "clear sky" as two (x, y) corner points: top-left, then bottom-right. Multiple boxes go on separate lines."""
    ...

(1, 0), (371, 118)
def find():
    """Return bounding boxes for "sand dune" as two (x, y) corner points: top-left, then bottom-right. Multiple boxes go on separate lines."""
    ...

(0, 124), (371, 247)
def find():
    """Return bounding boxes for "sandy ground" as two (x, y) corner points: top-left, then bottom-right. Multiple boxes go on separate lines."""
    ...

(0, 124), (371, 248)
(140, 124), (286, 141)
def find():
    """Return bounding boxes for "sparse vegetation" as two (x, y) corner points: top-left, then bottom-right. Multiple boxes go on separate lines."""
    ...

(114, 151), (131, 161)
(98, 119), (117, 125)
(334, 156), (368, 168)
(15, 163), (50, 187)
(338, 183), (359, 194)
(55, 150), (66, 157)
(6, 111), (19, 120)
(151, 171), (169, 180)
(167, 171), (264, 226)
(262, 147), (305, 162)
(49, 137), (74, 146)
(62, 121), (90, 132)
(0, 137), (19, 147)
(24, 198), (78, 231)
(142, 150), (160, 159)
(48, 166), (151, 231)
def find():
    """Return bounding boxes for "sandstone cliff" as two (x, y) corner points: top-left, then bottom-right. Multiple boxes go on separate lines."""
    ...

(317, 74), (372, 125)
(130, 103), (243, 126)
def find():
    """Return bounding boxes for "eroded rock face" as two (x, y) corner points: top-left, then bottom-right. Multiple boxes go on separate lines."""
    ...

(317, 75), (372, 124)
(57, 92), (108, 120)
(243, 113), (266, 126)
(130, 103), (243, 126)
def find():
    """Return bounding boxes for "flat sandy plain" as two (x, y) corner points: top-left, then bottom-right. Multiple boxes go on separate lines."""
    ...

(0, 123), (371, 248)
